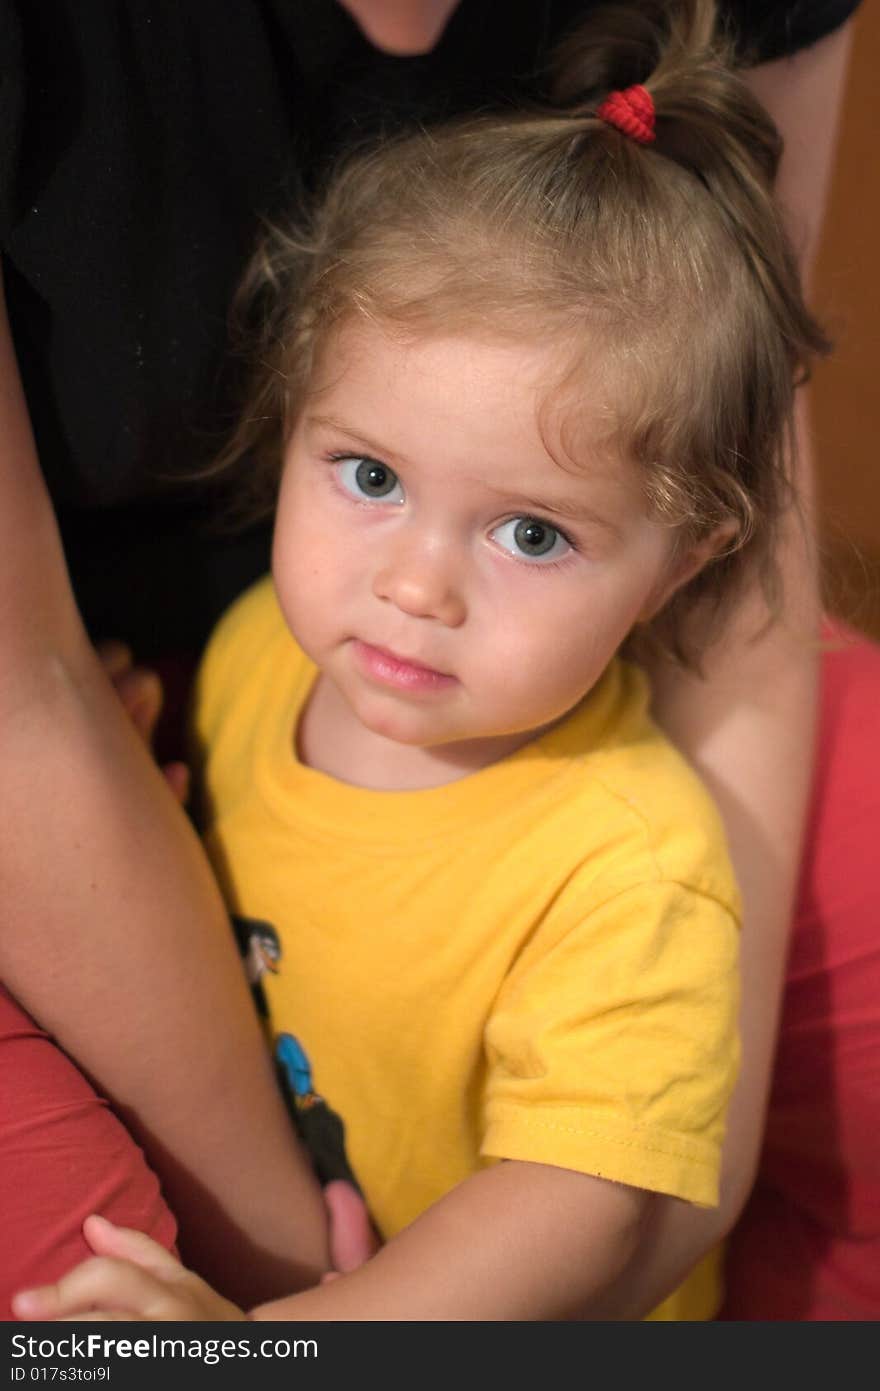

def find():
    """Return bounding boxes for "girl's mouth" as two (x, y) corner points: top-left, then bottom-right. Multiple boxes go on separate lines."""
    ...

(351, 640), (457, 693)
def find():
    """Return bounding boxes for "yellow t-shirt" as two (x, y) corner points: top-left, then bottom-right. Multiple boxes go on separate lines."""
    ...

(193, 578), (740, 1318)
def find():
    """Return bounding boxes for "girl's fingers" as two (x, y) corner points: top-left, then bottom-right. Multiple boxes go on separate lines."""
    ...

(82, 1215), (185, 1279)
(59, 1311), (140, 1323)
(13, 1221), (245, 1323)
(12, 1255), (175, 1321)
(12, 1219), (187, 1320)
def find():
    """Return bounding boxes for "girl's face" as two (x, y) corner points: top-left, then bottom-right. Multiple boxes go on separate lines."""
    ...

(273, 322), (698, 769)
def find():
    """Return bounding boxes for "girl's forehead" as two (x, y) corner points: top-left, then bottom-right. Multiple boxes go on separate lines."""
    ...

(310, 316), (613, 442)
(302, 318), (635, 500)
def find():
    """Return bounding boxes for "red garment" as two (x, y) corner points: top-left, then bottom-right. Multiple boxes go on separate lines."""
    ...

(0, 986), (177, 1319)
(721, 628), (880, 1319)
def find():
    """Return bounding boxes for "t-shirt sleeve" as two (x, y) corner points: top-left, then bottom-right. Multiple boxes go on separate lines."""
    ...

(0, 0), (25, 242)
(481, 879), (740, 1207)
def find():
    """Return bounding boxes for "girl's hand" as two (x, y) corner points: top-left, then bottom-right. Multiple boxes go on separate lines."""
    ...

(97, 642), (190, 803)
(11, 1216), (246, 1322)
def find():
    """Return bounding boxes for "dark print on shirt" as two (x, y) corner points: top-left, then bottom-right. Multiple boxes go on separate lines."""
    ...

(230, 914), (360, 1190)
(275, 1033), (361, 1192)
(231, 913), (282, 1019)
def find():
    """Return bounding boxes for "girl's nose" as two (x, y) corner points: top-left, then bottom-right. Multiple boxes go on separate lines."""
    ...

(372, 541), (466, 628)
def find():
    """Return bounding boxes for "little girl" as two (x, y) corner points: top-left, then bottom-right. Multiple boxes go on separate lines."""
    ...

(14, 0), (826, 1321)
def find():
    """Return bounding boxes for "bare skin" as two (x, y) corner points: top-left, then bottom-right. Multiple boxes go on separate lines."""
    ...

(0, 272), (332, 1306)
(0, 4), (854, 1319)
(589, 21), (855, 1314)
(337, 0), (461, 53)
(16, 1168), (650, 1322)
(0, 0), (468, 1312)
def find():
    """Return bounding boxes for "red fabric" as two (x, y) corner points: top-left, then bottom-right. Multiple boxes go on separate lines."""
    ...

(721, 627), (880, 1320)
(0, 985), (177, 1318)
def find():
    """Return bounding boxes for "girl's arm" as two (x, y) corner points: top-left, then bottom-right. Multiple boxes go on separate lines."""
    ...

(584, 20), (854, 1316)
(16, 1162), (651, 1322)
(0, 266), (330, 1303)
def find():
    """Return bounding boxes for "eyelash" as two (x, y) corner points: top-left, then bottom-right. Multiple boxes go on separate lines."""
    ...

(496, 520), (580, 573)
(325, 451), (394, 507)
(323, 451), (580, 565)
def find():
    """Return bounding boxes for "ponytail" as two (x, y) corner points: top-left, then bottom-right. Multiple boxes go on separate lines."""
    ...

(552, 0), (826, 373)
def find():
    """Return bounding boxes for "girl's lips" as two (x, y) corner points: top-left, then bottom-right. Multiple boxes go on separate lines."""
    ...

(351, 640), (457, 693)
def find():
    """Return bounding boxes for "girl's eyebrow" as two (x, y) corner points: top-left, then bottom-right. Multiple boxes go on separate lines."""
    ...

(483, 484), (624, 537)
(306, 414), (406, 465)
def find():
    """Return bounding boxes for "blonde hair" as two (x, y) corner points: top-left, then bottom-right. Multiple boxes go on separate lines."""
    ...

(218, 0), (828, 663)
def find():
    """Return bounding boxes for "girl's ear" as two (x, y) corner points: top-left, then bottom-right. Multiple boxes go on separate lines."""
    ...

(638, 522), (738, 623)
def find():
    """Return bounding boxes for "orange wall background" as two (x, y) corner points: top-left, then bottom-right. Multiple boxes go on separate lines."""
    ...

(812, 2), (880, 635)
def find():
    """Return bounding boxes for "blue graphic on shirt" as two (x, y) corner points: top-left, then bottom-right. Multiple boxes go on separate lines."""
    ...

(275, 1032), (360, 1191)
(229, 912), (359, 1190)
(276, 1032), (314, 1098)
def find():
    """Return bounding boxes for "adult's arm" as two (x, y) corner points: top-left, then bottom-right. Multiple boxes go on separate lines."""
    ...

(0, 266), (330, 1304)
(586, 19), (854, 1316)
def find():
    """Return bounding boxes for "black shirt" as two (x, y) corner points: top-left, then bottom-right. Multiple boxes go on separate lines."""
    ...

(0, 0), (861, 651)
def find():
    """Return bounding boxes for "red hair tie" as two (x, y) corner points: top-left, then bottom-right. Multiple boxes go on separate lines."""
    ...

(596, 84), (656, 145)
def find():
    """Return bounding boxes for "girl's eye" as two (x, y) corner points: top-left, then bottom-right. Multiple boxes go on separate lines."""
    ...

(491, 516), (571, 563)
(335, 456), (405, 505)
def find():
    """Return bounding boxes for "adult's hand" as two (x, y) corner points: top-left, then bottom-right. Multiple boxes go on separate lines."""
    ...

(323, 1180), (380, 1275)
(96, 642), (190, 804)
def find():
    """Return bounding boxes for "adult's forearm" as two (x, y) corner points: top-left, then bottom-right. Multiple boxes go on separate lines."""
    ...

(652, 413), (820, 1179)
(0, 269), (329, 1302)
(1, 660), (330, 1299)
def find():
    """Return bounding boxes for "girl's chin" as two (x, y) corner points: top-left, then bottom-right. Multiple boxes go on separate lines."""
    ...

(353, 704), (533, 762)
(353, 708), (452, 748)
